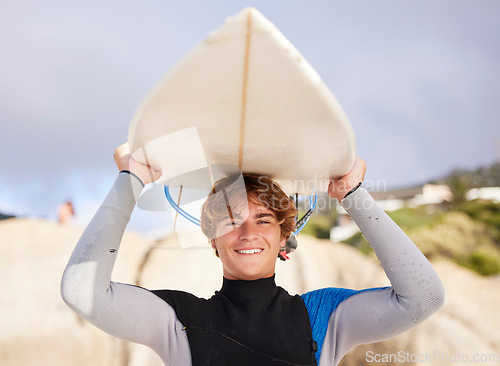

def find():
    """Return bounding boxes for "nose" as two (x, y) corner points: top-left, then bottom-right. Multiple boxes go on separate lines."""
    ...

(238, 221), (259, 241)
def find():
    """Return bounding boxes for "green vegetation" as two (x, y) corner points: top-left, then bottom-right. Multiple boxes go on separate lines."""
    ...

(339, 205), (500, 276)
(336, 206), (445, 257)
(299, 162), (500, 276)
(342, 232), (372, 255)
(299, 213), (333, 239)
(459, 200), (500, 232)
(458, 250), (500, 276)
(387, 206), (443, 231)
(446, 175), (472, 209)
(298, 196), (338, 239)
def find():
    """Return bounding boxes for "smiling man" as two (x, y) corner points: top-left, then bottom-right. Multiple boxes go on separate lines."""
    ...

(208, 198), (285, 281)
(61, 143), (444, 366)
(200, 173), (296, 281)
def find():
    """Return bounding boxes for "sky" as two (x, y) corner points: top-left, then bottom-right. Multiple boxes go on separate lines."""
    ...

(1, 0), (499, 232)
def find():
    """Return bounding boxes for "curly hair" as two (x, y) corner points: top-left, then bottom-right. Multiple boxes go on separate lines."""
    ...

(200, 173), (297, 241)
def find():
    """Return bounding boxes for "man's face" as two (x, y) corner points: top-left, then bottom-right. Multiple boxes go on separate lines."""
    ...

(211, 196), (285, 281)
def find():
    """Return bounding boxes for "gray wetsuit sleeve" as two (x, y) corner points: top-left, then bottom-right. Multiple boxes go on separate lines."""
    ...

(60, 172), (192, 366)
(319, 187), (445, 366)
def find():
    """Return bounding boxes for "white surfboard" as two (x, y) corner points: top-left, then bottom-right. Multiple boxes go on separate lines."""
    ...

(129, 7), (355, 195)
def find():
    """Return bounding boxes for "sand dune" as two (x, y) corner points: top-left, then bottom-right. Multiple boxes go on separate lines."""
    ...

(1, 218), (498, 365)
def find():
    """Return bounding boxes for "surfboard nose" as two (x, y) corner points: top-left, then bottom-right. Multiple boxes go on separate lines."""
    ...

(129, 7), (355, 196)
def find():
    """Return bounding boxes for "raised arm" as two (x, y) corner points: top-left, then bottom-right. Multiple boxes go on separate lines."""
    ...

(60, 144), (191, 364)
(318, 159), (445, 365)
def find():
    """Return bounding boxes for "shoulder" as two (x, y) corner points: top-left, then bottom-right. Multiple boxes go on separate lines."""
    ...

(151, 289), (215, 324)
(301, 287), (391, 313)
(151, 289), (210, 310)
(301, 287), (391, 323)
(151, 289), (206, 302)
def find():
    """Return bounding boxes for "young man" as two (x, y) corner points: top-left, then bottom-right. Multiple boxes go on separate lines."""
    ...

(61, 143), (444, 366)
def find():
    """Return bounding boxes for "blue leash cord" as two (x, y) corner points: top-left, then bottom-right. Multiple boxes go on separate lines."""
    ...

(164, 186), (200, 226)
(294, 194), (317, 235)
(164, 185), (317, 234)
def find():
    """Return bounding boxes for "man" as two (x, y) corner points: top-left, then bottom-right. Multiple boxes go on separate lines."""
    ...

(61, 143), (444, 365)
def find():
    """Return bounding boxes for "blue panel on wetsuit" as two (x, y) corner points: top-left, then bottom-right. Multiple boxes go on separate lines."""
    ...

(301, 287), (390, 364)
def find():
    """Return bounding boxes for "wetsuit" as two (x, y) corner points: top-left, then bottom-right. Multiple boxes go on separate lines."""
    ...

(60, 172), (444, 366)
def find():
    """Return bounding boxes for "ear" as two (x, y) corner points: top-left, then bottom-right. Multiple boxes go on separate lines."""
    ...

(210, 239), (220, 258)
(279, 237), (287, 250)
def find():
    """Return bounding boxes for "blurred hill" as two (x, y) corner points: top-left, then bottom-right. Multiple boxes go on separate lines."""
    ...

(433, 162), (500, 188)
(1, 218), (499, 365)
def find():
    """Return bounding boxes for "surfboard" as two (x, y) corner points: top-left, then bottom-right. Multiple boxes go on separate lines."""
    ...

(128, 7), (355, 195)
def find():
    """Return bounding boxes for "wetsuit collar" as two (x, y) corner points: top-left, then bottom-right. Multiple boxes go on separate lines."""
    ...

(219, 275), (278, 301)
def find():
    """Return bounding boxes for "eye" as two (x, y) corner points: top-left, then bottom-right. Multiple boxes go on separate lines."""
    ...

(257, 220), (271, 225)
(225, 220), (241, 227)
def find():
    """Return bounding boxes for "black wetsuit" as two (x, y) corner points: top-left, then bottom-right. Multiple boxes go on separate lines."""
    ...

(154, 276), (317, 365)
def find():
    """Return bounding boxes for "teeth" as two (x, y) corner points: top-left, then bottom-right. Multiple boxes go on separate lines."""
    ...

(236, 249), (263, 254)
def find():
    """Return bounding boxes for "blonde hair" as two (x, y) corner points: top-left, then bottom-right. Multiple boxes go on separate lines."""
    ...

(200, 174), (297, 241)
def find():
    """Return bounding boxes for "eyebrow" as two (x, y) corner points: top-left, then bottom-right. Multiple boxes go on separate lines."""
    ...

(221, 212), (276, 221)
(256, 213), (276, 220)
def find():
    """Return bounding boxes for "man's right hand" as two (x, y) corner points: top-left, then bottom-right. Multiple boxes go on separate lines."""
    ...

(328, 157), (366, 201)
(114, 143), (162, 185)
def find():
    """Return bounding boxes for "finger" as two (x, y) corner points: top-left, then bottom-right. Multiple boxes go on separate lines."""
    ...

(114, 143), (132, 171)
(327, 181), (335, 198)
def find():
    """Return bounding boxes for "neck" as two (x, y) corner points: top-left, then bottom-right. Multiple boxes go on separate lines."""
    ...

(219, 275), (278, 301)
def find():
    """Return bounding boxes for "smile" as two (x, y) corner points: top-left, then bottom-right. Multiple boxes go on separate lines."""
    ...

(235, 249), (263, 254)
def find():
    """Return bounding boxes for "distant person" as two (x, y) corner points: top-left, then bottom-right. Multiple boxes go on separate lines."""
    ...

(61, 143), (444, 366)
(57, 200), (75, 224)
